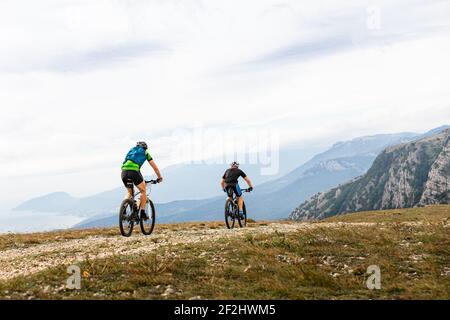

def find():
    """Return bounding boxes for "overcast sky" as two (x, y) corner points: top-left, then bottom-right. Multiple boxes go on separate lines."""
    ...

(1, 0), (450, 207)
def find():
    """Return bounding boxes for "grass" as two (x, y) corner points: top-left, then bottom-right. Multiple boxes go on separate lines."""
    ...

(324, 205), (450, 223)
(0, 206), (449, 300)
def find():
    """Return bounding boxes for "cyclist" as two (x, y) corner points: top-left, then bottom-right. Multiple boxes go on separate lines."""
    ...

(220, 161), (254, 218)
(121, 141), (163, 219)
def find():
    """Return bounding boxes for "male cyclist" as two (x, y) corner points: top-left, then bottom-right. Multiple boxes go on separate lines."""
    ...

(220, 162), (254, 218)
(121, 141), (163, 219)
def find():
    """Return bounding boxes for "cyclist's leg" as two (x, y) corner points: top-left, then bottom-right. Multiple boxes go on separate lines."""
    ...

(125, 187), (133, 200)
(136, 182), (147, 209)
(135, 172), (147, 210)
(225, 186), (233, 200)
(121, 171), (134, 200)
(235, 184), (244, 212)
(237, 197), (244, 211)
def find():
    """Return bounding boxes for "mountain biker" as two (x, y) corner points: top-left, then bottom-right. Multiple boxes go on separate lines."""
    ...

(220, 162), (254, 218)
(121, 141), (163, 219)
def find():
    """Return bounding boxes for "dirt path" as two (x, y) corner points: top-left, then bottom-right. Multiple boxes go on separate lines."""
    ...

(0, 222), (375, 281)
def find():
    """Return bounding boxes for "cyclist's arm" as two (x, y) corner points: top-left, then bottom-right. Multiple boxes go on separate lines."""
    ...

(244, 176), (253, 188)
(149, 160), (163, 181)
(220, 178), (225, 190)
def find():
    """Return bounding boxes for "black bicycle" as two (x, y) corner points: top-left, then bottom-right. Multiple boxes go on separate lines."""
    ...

(224, 188), (250, 229)
(119, 180), (158, 237)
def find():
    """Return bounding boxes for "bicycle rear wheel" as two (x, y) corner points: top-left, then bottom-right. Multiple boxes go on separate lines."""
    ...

(224, 199), (235, 229)
(140, 199), (156, 235)
(119, 199), (135, 237)
(238, 202), (247, 228)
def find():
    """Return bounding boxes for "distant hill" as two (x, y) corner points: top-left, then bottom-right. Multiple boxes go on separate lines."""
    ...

(290, 128), (450, 220)
(15, 192), (78, 213)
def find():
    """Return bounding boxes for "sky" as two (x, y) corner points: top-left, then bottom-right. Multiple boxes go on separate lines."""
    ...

(1, 0), (450, 208)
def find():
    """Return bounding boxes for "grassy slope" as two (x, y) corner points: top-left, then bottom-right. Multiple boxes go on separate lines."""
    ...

(0, 206), (449, 300)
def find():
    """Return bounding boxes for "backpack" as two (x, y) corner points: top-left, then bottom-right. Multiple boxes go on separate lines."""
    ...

(223, 168), (238, 185)
(123, 146), (147, 167)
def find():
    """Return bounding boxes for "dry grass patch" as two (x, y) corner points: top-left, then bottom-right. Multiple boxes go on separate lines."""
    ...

(325, 205), (450, 224)
(1, 214), (448, 299)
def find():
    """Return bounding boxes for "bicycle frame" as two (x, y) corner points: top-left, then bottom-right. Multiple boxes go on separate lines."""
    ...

(227, 189), (250, 212)
(129, 180), (157, 199)
(228, 189), (250, 201)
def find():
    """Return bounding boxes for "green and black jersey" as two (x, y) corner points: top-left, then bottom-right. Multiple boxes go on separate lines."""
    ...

(121, 150), (152, 171)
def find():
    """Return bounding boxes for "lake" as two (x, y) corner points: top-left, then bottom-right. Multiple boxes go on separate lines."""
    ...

(0, 210), (85, 234)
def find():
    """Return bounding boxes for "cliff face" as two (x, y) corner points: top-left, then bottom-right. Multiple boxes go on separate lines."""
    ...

(419, 138), (450, 205)
(289, 129), (450, 220)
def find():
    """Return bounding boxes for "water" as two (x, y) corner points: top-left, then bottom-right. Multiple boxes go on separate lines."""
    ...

(0, 210), (85, 234)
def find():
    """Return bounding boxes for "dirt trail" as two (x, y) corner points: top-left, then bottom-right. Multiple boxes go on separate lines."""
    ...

(0, 222), (375, 281)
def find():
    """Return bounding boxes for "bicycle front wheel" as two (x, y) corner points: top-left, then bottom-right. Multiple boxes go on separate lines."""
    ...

(119, 199), (135, 237)
(225, 199), (235, 229)
(140, 199), (156, 235)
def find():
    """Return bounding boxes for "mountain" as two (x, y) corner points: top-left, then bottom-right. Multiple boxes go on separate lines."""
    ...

(15, 192), (78, 213)
(289, 129), (450, 220)
(255, 132), (417, 194)
(416, 125), (450, 139)
(75, 131), (421, 228)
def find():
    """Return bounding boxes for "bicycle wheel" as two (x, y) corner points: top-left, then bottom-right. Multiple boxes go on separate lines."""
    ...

(119, 199), (135, 237)
(140, 199), (156, 235)
(238, 202), (247, 228)
(224, 199), (235, 229)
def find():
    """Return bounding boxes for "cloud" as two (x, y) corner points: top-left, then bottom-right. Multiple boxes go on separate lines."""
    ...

(1, 41), (169, 73)
(1, 0), (450, 206)
(235, 36), (353, 71)
(223, 0), (450, 72)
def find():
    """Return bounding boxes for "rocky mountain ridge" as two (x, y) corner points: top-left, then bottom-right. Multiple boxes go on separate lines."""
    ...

(290, 129), (450, 220)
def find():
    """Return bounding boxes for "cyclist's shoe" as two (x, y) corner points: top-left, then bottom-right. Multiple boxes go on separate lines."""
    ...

(140, 209), (149, 221)
(238, 211), (245, 219)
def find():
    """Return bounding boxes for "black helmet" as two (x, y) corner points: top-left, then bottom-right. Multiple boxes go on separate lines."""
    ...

(136, 141), (148, 150)
(230, 161), (239, 168)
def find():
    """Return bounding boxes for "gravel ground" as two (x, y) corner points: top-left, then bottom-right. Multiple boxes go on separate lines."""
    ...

(0, 222), (377, 280)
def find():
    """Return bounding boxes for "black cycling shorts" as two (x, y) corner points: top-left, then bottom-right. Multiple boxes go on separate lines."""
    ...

(225, 183), (242, 197)
(121, 170), (144, 187)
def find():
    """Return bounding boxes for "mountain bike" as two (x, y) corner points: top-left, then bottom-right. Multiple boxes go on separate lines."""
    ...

(224, 188), (250, 229)
(119, 180), (158, 237)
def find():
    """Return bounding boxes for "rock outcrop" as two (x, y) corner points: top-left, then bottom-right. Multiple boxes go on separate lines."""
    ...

(289, 129), (450, 220)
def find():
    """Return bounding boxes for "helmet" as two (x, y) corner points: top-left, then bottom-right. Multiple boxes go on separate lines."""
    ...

(230, 161), (239, 168)
(136, 141), (148, 150)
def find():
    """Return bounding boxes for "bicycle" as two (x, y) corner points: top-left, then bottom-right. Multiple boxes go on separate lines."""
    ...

(119, 179), (158, 237)
(224, 188), (250, 229)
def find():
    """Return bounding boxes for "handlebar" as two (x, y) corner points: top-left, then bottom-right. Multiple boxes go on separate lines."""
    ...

(145, 180), (159, 185)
